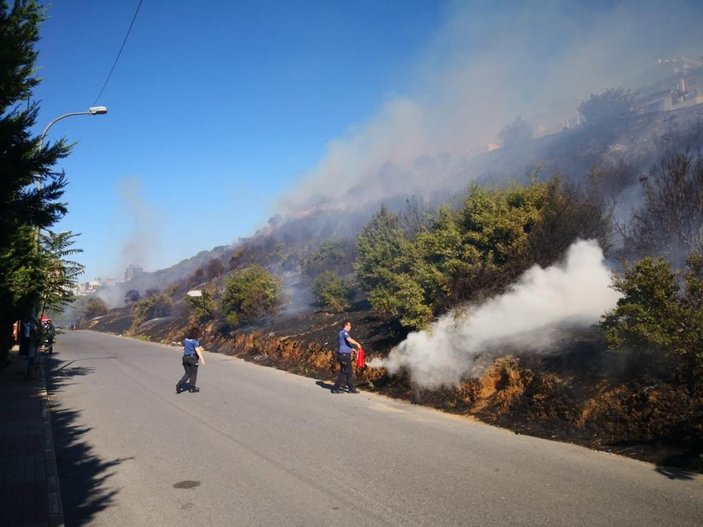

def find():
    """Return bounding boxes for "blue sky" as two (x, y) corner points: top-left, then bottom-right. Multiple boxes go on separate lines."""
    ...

(34, 0), (443, 280)
(32, 1), (703, 282)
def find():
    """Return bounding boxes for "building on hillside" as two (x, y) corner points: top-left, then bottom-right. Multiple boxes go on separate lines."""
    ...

(73, 278), (113, 296)
(640, 56), (703, 113)
(125, 264), (144, 282)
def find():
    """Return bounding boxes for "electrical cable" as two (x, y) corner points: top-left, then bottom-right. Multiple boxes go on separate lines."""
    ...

(92, 0), (144, 106)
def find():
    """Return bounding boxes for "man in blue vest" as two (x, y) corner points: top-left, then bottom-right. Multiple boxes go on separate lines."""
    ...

(331, 321), (362, 394)
(176, 328), (206, 393)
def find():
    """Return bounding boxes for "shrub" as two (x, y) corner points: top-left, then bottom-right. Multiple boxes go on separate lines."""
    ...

(578, 88), (636, 126)
(131, 294), (173, 329)
(220, 265), (282, 327)
(601, 253), (703, 388)
(185, 289), (216, 324)
(311, 271), (353, 312)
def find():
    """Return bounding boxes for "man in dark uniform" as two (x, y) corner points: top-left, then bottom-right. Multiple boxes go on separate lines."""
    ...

(176, 328), (206, 393)
(331, 321), (362, 394)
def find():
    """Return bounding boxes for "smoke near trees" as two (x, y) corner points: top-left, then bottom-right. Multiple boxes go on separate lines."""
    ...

(374, 240), (620, 388)
(354, 176), (613, 331)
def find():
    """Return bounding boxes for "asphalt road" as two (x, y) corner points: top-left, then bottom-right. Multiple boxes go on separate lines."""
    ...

(48, 330), (702, 527)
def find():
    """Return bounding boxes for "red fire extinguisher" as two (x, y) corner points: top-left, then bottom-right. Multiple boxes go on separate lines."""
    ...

(356, 347), (366, 368)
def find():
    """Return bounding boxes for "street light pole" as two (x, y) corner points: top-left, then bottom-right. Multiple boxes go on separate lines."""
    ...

(33, 105), (108, 311)
(39, 105), (108, 147)
(23, 105), (108, 378)
(37, 106), (108, 188)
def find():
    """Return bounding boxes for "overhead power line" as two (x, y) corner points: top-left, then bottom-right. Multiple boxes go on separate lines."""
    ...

(92, 0), (144, 106)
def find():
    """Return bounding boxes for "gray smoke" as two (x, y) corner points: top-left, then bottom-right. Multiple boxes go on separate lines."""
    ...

(278, 0), (702, 216)
(370, 240), (621, 388)
(117, 178), (161, 276)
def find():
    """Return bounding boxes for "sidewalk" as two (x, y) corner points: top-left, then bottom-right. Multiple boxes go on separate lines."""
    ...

(0, 349), (63, 527)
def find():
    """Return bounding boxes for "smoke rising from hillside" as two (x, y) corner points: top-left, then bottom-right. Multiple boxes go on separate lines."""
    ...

(370, 240), (621, 388)
(278, 0), (703, 216)
(117, 178), (161, 276)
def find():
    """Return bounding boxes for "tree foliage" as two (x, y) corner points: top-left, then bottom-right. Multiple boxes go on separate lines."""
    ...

(354, 178), (613, 330)
(302, 239), (355, 277)
(130, 293), (173, 330)
(601, 253), (703, 388)
(82, 297), (108, 320)
(311, 271), (353, 312)
(220, 265), (282, 327)
(578, 88), (636, 126)
(355, 205), (412, 292)
(37, 230), (84, 315)
(0, 1), (73, 361)
(185, 288), (217, 324)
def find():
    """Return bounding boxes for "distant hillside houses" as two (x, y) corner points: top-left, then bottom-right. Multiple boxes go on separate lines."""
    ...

(73, 264), (144, 297)
(73, 278), (115, 296)
(641, 56), (703, 113)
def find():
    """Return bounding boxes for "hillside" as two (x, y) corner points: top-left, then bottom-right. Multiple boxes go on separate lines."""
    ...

(81, 98), (703, 473)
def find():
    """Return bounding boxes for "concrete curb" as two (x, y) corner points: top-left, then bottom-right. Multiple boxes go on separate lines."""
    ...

(38, 356), (64, 527)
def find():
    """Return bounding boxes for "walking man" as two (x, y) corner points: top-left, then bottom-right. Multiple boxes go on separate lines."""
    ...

(176, 328), (205, 393)
(332, 321), (362, 394)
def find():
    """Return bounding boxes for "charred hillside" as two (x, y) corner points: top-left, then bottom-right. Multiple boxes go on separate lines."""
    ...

(82, 100), (703, 472)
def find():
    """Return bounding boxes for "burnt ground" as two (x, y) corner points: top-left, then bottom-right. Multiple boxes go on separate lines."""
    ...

(83, 304), (703, 474)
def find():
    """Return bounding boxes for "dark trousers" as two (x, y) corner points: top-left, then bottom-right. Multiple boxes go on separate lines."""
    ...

(333, 352), (354, 391)
(178, 355), (199, 388)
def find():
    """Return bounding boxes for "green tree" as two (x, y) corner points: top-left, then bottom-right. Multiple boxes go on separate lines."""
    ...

(355, 205), (411, 292)
(0, 1), (72, 361)
(185, 288), (217, 324)
(311, 271), (353, 312)
(411, 207), (468, 313)
(37, 230), (84, 316)
(220, 265), (282, 327)
(454, 182), (548, 296)
(355, 205), (426, 325)
(130, 293), (173, 330)
(526, 176), (612, 267)
(601, 254), (703, 387)
(368, 273), (432, 329)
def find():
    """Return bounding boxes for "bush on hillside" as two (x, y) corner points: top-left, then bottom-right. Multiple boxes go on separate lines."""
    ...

(355, 177), (613, 331)
(184, 288), (217, 324)
(131, 294), (173, 329)
(83, 297), (108, 320)
(220, 265), (282, 327)
(578, 88), (636, 126)
(311, 271), (353, 312)
(601, 253), (703, 389)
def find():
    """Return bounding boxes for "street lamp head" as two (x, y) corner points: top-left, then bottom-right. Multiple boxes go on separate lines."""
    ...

(89, 106), (108, 115)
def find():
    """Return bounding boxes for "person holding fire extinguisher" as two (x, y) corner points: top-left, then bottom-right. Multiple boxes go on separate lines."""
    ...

(331, 321), (362, 394)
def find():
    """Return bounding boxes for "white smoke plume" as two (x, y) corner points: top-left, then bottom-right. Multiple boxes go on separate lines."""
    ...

(371, 239), (621, 388)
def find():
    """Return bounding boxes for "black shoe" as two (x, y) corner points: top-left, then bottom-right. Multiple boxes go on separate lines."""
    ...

(349, 388), (360, 394)
(189, 387), (200, 393)
(331, 389), (343, 394)
(176, 383), (182, 394)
